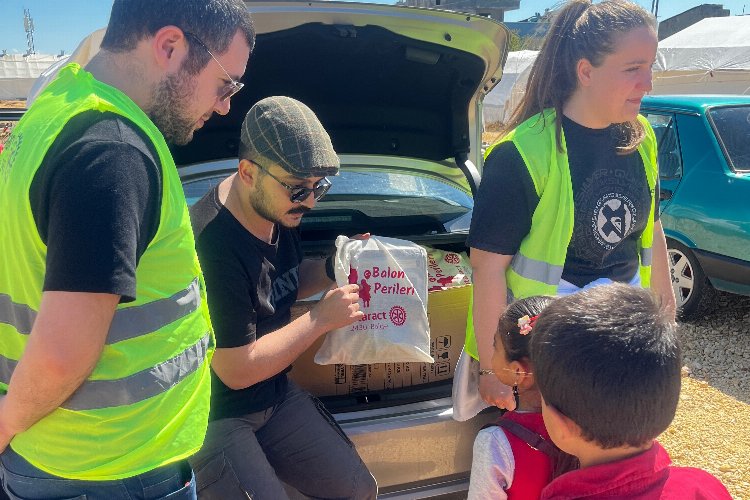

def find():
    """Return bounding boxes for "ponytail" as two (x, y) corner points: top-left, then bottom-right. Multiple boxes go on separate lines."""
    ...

(498, 0), (655, 154)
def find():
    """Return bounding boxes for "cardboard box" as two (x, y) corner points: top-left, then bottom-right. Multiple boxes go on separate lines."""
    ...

(289, 285), (470, 397)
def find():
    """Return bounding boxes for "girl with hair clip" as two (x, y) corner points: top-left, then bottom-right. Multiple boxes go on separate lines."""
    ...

(468, 296), (577, 499)
(453, 0), (677, 420)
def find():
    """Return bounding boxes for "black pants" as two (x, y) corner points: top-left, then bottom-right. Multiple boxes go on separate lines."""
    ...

(190, 382), (377, 499)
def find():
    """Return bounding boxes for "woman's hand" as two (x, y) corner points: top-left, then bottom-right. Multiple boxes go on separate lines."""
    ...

(651, 221), (677, 321)
(470, 249), (515, 410)
(479, 374), (516, 410)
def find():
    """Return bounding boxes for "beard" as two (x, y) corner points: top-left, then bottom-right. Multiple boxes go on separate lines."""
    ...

(148, 70), (198, 146)
(251, 180), (311, 228)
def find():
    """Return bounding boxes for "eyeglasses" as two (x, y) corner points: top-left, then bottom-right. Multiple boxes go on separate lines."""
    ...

(253, 162), (332, 203)
(183, 31), (244, 102)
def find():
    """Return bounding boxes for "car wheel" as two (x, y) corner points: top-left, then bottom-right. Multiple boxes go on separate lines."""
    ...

(667, 240), (717, 320)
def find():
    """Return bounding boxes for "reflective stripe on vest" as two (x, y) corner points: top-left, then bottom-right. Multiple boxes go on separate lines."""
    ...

(641, 247), (653, 266)
(0, 332), (210, 411)
(511, 254), (564, 287)
(0, 295), (34, 334)
(0, 279), (200, 344)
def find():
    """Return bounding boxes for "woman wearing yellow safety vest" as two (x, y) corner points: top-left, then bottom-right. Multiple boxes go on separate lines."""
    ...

(453, 0), (676, 421)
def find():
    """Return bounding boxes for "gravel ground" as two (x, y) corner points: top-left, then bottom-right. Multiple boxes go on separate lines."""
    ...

(660, 292), (750, 499)
(678, 292), (750, 403)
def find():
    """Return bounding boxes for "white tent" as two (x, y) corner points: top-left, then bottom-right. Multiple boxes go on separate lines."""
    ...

(653, 16), (750, 95)
(484, 50), (537, 125)
(27, 29), (105, 105)
(0, 54), (62, 99)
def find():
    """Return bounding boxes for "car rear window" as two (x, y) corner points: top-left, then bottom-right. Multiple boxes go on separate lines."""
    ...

(182, 169), (473, 241)
(183, 169), (473, 217)
(708, 106), (750, 172)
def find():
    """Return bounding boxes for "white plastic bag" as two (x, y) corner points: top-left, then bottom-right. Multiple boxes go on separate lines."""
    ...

(314, 235), (433, 365)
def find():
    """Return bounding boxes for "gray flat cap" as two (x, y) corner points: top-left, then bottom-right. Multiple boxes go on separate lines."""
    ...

(240, 96), (339, 177)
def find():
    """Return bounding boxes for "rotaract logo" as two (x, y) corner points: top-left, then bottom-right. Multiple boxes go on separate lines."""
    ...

(389, 305), (407, 326)
(444, 253), (460, 264)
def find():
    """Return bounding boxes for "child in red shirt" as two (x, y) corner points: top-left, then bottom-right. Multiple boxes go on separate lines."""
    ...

(531, 284), (731, 499)
(468, 296), (576, 499)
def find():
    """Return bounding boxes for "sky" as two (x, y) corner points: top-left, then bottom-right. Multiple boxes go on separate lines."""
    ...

(1, 0), (749, 55)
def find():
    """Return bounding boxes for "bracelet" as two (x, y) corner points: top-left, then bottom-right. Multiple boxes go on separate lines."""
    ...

(479, 369), (495, 376)
(324, 255), (336, 281)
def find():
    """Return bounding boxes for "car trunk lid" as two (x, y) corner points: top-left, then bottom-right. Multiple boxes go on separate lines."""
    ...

(172, 1), (509, 194)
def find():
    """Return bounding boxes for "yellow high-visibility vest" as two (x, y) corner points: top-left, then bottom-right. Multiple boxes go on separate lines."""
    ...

(465, 110), (657, 359)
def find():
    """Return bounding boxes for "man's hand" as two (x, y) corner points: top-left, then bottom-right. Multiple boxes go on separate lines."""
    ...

(310, 283), (364, 332)
(0, 396), (14, 454)
(214, 283), (364, 390)
(0, 292), (117, 451)
(479, 375), (516, 410)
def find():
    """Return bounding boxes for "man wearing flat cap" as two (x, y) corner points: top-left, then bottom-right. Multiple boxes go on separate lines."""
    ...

(189, 96), (377, 499)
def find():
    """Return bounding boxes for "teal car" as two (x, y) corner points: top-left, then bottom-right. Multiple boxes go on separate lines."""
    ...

(641, 95), (750, 319)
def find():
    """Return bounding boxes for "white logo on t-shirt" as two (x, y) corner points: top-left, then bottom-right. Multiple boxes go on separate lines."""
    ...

(594, 194), (637, 246)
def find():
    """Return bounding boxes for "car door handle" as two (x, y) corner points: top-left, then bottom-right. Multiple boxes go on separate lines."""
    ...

(659, 189), (673, 201)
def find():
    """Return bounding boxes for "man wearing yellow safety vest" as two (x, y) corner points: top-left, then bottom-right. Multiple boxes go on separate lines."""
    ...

(0, 1), (253, 497)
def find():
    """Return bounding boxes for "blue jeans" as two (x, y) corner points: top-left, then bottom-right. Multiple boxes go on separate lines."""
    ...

(0, 447), (196, 500)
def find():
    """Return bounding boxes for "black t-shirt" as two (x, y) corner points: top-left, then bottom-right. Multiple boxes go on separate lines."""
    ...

(190, 185), (304, 420)
(468, 115), (658, 288)
(30, 111), (162, 301)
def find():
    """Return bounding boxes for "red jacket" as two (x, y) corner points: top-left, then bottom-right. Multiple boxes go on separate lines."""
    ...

(540, 441), (731, 499)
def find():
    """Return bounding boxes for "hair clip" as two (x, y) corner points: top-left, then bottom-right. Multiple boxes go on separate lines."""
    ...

(517, 314), (539, 335)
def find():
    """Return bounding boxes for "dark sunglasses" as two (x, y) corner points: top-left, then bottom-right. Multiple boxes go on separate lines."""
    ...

(183, 31), (244, 102)
(254, 162), (332, 203)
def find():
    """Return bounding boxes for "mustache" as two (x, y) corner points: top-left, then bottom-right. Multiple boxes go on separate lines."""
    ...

(287, 206), (311, 215)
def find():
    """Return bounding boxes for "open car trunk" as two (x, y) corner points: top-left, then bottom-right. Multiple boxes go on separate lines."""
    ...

(173, 2), (508, 414)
